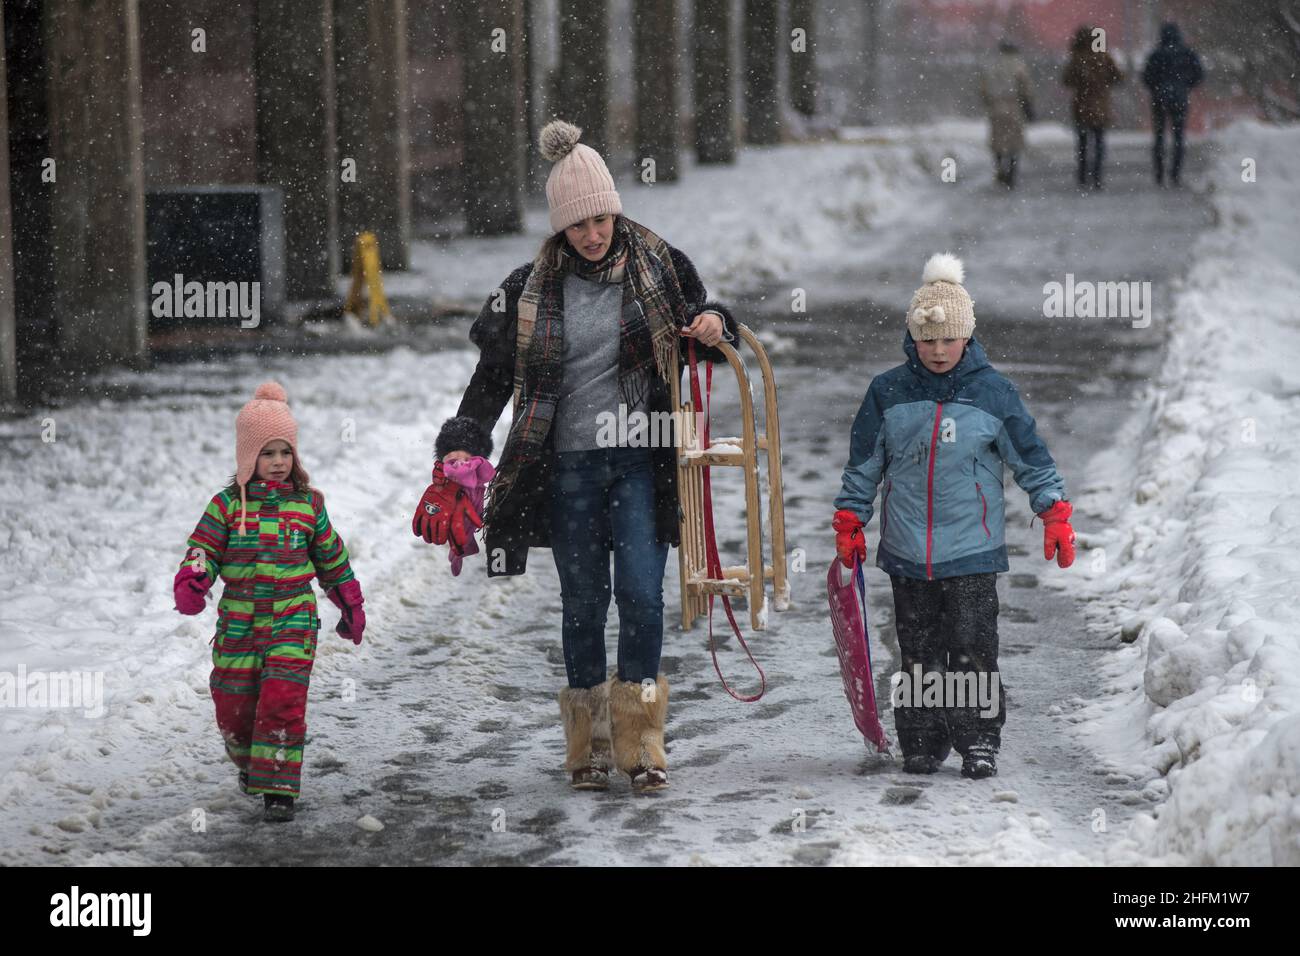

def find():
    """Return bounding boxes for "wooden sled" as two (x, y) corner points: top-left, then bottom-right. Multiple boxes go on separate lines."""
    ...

(672, 322), (789, 632)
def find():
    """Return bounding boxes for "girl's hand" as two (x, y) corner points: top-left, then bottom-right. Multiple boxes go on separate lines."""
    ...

(441, 449), (472, 464)
(174, 566), (211, 615)
(681, 311), (726, 348)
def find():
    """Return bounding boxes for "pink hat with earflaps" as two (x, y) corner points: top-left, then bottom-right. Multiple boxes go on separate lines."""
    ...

(234, 381), (309, 534)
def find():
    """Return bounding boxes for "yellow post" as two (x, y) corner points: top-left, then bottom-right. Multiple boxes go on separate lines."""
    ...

(343, 231), (393, 326)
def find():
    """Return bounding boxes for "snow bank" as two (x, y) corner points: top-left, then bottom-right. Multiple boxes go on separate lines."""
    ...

(1072, 120), (1300, 865)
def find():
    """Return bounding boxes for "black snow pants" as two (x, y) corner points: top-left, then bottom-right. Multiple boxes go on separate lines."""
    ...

(889, 573), (1007, 757)
(1152, 98), (1188, 184)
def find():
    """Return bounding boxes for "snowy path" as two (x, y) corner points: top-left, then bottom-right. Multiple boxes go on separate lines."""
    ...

(0, 131), (1214, 865)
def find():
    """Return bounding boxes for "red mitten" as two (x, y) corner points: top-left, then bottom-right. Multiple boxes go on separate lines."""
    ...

(832, 509), (867, 568)
(1038, 500), (1076, 568)
(326, 580), (366, 646)
(412, 462), (463, 546)
(448, 494), (484, 553)
(174, 565), (211, 615)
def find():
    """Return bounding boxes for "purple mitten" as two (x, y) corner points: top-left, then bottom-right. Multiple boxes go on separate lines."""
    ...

(174, 566), (211, 615)
(327, 579), (366, 645)
(442, 456), (496, 576)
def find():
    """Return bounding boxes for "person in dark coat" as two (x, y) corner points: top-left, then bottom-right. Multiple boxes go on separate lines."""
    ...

(1061, 26), (1123, 190)
(1142, 22), (1204, 186)
(417, 119), (738, 795)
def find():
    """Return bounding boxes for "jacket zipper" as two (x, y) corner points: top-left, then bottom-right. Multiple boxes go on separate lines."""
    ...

(881, 481), (892, 537)
(926, 402), (942, 580)
(976, 481), (990, 538)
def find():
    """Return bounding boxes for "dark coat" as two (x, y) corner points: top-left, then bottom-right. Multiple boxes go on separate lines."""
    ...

(1142, 24), (1204, 108)
(435, 242), (738, 577)
(1062, 45), (1123, 128)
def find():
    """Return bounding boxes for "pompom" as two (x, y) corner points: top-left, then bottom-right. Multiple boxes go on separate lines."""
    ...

(921, 252), (964, 286)
(254, 381), (288, 403)
(540, 119), (583, 162)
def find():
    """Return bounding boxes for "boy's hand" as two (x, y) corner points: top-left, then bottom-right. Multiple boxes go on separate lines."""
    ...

(1038, 500), (1075, 568)
(832, 509), (867, 568)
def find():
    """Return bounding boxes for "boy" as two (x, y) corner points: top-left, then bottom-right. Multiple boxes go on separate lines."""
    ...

(832, 253), (1075, 779)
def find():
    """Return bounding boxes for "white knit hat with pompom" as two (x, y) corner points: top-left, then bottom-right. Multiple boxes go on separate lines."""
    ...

(540, 119), (622, 233)
(906, 252), (976, 341)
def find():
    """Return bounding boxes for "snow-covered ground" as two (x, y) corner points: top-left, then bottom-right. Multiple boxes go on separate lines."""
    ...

(1, 118), (1293, 866)
(1069, 120), (1300, 866)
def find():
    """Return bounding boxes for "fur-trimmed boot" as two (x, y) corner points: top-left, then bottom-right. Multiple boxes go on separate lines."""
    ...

(559, 682), (611, 791)
(609, 676), (670, 793)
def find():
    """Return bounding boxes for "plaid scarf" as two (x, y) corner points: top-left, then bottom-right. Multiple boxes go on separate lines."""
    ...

(484, 216), (687, 530)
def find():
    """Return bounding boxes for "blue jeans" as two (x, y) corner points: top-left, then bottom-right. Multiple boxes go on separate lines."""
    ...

(548, 446), (670, 689)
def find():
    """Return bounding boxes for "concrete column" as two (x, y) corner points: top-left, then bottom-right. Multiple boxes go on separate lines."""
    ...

(43, 0), (148, 368)
(255, 0), (340, 299)
(745, 0), (781, 145)
(693, 0), (735, 164)
(556, 0), (608, 158)
(335, 0), (411, 271)
(457, 0), (525, 236)
(634, 0), (679, 183)
(0, 2), (15, 403)
(788, 0), (817, 117)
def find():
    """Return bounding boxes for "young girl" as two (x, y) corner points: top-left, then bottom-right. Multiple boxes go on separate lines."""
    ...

(832, 254), (1076, 779)
(174, 381), (365, 821)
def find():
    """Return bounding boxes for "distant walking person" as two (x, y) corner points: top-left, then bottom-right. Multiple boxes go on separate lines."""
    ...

(979, 39), (1034, 189)
(1061, 26), (1123, 190)
(1142, 23), (1204, 187)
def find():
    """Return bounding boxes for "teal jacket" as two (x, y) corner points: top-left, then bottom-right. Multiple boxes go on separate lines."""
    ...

(834, 333), (1066, 580)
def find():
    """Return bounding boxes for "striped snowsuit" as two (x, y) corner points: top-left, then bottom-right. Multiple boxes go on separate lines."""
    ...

(181, 479), (354, 797)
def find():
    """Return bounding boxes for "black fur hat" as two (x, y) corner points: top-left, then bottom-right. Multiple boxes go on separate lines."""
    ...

(434, 415), (494, 460)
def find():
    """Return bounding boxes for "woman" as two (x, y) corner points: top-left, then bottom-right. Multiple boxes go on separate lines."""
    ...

(979, 38), (1035, 189)
(418, 120), (738, 793)
(1061, 25), (1123, 190)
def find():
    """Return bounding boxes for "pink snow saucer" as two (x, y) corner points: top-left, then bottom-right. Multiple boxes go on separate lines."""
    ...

(827, 557), (890, 753)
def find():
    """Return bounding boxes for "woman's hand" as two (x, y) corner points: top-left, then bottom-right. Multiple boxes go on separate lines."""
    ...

(681, 311), (726, 348)
(442, 449), (472, 464)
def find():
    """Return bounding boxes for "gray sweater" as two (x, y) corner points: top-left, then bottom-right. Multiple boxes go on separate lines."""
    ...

(553, 272), (648, 452)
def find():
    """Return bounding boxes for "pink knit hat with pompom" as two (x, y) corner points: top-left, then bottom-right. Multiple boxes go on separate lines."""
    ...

(234, 381), (308, 532)
(540, 119), (622, 234)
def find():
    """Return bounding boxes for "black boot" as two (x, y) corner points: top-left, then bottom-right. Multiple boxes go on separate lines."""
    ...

(903, 754), (940, 774)
(263, 794), (295, 822)
(238, 771), (252, 795)
(961, 747), (997, 779)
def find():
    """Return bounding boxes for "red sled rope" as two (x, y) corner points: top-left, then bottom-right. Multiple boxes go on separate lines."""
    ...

(687, 338), (766, 702)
